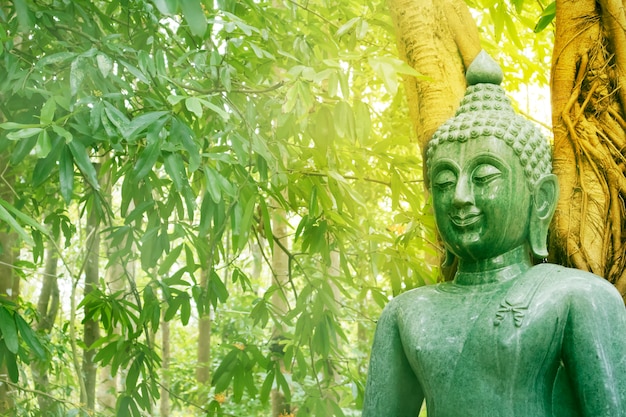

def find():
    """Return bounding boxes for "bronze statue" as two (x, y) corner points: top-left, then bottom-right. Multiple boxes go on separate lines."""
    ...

(363, 51), (626, 417)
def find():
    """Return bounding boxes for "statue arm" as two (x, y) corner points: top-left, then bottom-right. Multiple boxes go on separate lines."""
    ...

(562, 276), (626, 417)
(362, 299), (424, 417)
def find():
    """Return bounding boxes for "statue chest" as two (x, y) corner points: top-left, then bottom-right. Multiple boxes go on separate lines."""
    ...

(396, 278), (568, 413)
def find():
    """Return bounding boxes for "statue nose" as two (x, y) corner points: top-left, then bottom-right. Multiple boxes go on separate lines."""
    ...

(452, 176), (474, 207)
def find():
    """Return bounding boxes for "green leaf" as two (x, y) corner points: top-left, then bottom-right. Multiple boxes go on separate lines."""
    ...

(35, 52), (76, 69)
(152, 0), (178, 14)
(199, 192), (214, 237)
(0, 198), (48, 236)
(354, 101), (371, 144)
(258, 198), (273, 249)
(132, 121), (165, 180)
(103, 101), (130, 132)
(40, 97), (57, 125)
(180, 295), (191, 325)
(51, 125), (73, 143)
(116, 395), (133, 417)
(96, 53), (113, 78)
(123, 111), (169, 142)
(163, 152), (186, 191)
(0, 200), (34, 245)
(171, 117), (200, 172)
(204, 166), (223, 203)
(70, 58), (85, 96)
(334, 101), (356, 141)
(202, 99), (230, 121)
(59, 145), (74, 204)
(119, 60), (150, 84)
(534, 1), (556, 33)
(209, 269), (229, 307)
(335, 17), (359, 38)
(15, 314), (46, 360)
(10, 133), (38, 165)
(185, 97), (203, 118)
(0, 122), (38, 130)
(13, 0), (33, 32)
(180, 0), (208, 37)
(5, 350), (18, 383)
(68, 140), (100, 190)
(158, 244), (183, 276)
(126, 356), (142, 390)
(7, 127), (42, 140)
(369, 56), (426, 96)
(260, 369), (274, 404)
(0, 307), (18, 354)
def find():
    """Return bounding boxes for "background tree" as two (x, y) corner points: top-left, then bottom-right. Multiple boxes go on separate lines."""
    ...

(1, 0), (611, 416)
(550, 0), (626, 292)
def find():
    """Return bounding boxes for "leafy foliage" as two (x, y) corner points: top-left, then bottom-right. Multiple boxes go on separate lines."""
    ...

(0, 0), (440, 415)
(0, 0), (554, 415)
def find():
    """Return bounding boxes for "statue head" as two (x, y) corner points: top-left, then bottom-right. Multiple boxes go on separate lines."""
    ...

(426, 51), (558, 263)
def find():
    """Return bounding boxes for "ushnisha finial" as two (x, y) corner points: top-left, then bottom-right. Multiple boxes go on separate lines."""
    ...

(465, 50), (503, 86)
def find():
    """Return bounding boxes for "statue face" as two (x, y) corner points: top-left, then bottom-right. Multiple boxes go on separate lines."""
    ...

(429, 137), (532, 261)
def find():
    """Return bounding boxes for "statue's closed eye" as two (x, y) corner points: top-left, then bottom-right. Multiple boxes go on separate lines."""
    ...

(473, 164), (501, 185)
(433, 169), (456, 189)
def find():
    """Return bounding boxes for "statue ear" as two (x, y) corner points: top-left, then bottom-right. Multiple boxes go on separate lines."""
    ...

(529, 174), (559, 259)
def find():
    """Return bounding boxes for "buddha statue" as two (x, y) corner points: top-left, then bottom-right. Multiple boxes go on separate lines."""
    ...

(362, 51), (626, 417)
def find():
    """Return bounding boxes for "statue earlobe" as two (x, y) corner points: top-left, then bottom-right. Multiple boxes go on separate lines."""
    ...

(529, 174), (559, 259)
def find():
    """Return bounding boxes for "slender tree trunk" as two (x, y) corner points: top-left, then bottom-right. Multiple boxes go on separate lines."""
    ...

(83, 184), (101, 411)
(32, 239), (61, 416)
(0, 155), (18, 415)
(160, 312), (171, 417)
(97, 157), (124, 412)
(196, 268), (212, 386)
(96, 259), (124, 412)
(271, 203), (290, 417)
(550, 0), (626, 293)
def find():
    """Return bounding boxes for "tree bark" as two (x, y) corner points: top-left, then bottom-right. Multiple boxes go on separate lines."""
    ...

(83, 180), (101, 411)
(550, 0), (626, 293)
(97, 157), (124, 412)
(387, 0), (479, 152)
(32, 239), (61, 416)
(196, 267), (212, 386)
(0, 155), (18, 414)
(271, 202), (290, 417)
(160, 313), (171, 417)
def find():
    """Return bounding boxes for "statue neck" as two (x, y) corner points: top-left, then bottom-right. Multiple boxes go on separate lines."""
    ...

(454, 245), (532, 286)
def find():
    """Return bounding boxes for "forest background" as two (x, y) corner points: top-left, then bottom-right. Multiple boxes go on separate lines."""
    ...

(0, 0), (565, 416)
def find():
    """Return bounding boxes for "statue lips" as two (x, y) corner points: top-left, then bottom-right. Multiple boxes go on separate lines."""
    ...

(449, 211), (481, 227)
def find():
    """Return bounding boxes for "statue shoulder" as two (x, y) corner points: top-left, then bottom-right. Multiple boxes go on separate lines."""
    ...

(379, 285), (440, 317)
(533, 263), (622, 303)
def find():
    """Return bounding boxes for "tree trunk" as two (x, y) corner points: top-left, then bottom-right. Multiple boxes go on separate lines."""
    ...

(271, 203), (290, 417)
(196, 267), (212, 386)
(387, 0), (479, 152)
(0, 155), (18, 414)
(83, 184), (101, 411)
(97, 157), (124, 412)
(32, 239), (61, 416)
(160, 313), (171, 417)
(550, 0), (626, 293)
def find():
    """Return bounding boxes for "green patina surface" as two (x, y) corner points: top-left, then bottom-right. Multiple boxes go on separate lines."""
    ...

(363, 51), (626, 417)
